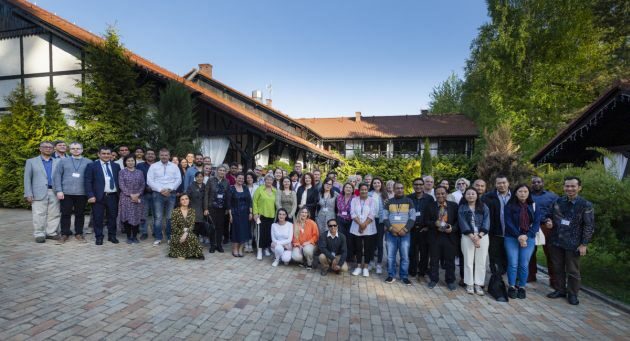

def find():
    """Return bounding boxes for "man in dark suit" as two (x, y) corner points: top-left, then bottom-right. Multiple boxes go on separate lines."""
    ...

(481, 175), (512, 275)
(85, 146), (121, 245)
(425, 186), (460, 290)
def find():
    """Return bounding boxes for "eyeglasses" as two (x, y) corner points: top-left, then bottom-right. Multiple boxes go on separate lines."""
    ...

(328, 224), (338, 228)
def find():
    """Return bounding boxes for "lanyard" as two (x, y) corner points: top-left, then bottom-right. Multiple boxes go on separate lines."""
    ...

(70, 157), (81, 173)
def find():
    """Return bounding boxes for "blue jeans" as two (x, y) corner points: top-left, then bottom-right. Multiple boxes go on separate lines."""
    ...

(140, 192), (154, 235)
(152, 192), (176, 241)
(504, 236), (536, 287)
(387, 231), (411, 280)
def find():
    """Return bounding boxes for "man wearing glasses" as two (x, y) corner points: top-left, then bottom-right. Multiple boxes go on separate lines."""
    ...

(318, 219), (348, 275)
(24, 141), (61, 243)
(408, 178), (435, 279)
(53, 142), (92, 243)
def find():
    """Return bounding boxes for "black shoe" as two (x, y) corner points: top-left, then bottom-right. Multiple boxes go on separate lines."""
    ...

(385, 277), (395, 284)
(447, 282), (457, 291)
(320, 269), (328, 276)
(568, 294), (579, 305)
(140, 234), (148, 240)
(428, 281), (437, 289)
(547, 291), (567, 299)
(517, 287), (526, 299)
(217, 245), (225, 253)
(402, 278), (412, 286)
(35, 236), (46, 243)
(209, 245), (216, 253)
(508, 286), (517, 299)
(108, 236), (119, 244)
(95, 238), (103, 245)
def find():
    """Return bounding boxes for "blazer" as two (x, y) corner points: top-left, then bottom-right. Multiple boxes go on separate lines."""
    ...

(296, 186), (319, 218)
(425, 201), (460, 244)
(84, 160), (121, 202)
(482, 190), (512, 237)
(23, 156), (60, 200)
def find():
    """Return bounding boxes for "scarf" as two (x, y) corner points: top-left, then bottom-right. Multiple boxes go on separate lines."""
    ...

(438, 201), (448, 222)
(519, 202), (530, 233)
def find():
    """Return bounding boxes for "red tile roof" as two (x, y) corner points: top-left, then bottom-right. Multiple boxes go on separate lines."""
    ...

(296, 114), (478, 139)
(7, 0), (337, 160)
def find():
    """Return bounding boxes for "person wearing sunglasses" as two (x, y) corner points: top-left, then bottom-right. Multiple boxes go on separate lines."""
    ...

(318, 219), (348, 275)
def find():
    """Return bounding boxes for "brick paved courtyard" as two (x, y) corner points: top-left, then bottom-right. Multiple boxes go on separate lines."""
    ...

(0, 209), (628, 340)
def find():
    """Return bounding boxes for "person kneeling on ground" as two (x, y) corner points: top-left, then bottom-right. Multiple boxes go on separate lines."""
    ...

(319, 218), (348, 275)
(291, 207), (320, 269)
(271, 208), (293, 266)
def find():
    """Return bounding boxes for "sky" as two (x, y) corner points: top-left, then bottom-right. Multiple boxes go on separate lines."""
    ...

(36, 0), (489, 118)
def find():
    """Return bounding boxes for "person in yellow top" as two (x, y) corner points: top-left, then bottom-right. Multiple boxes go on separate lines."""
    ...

(253, 174), (277, 257)
(291, 207), (320, 269)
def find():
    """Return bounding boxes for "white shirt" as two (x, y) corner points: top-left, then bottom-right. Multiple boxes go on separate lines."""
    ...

(327, 231), (338, 239)
(349, 196), (377, 236)
(271, 222), (294, 245)
(448, 190), (463, 204)
(147, 161), (182, 192)
(99, 160), (117, 193)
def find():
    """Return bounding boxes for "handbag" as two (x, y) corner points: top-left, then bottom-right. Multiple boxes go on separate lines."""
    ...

(532, 203), (545, 246)
(488, 263), (509, 302)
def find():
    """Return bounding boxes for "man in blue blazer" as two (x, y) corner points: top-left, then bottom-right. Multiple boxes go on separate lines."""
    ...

(85, 146), (121, 245)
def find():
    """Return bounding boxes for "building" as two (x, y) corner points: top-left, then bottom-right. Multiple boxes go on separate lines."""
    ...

(531, 80), (630, 179)
(0, 0), (338, 169)
(297, 112), (478, 158)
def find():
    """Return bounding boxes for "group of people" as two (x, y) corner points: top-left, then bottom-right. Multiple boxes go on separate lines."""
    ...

(24, 140), (594, 305)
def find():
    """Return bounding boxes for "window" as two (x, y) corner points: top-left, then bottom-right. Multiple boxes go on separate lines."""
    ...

(438, 139), (466, 155)
(323, 141), (345, 154)
(393, 140), (418, 154)
(363, 140), (388, 156)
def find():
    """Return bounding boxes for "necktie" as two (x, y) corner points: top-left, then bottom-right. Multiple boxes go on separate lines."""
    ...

(105, 162), (115, 190)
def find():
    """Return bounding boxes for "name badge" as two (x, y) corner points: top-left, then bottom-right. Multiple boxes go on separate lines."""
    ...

(394, 216), (402, 221)
(331, 252), (336, 257)
(322, 207), (329, 212)
(217, 194), (224, 199)
(72, 172), (81, 178)
(105, 176), (111, 181)
(415, 212), (421, 217)
(561, 219), (571, 226)
(341, 211), (347, 216)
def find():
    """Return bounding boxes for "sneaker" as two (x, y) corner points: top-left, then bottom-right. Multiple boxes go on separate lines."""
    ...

(352, 268), (362, 276)
(35, 236), (46, 243)
(376, 264), (382, 274)
(140, 234), (148, 240)
(272, 259), (279, 267)
(474, 285), (484, 296)
(402, 279), (412, 286)
(362, 268), (369, 277)
(256, 249), (263, 260)
(508, 286), (517, 299)
(447, 282), (457, 291)
(466, 285), (474, 294)
(153, 240), (161, 246)
(517, 287), (526, 299)
(385, 277), (395, 284)
(132, 237), (139, 244)
(263, 249), (271, 257)
(428, 281), (437, 289)
(368, 261), (374, 271)
(320, 268), (328, 276)
(126, 238), (133, 244)
(306, 265), (313, 270)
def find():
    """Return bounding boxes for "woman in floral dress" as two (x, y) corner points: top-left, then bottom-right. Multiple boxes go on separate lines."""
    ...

(168, 194), (205, 259)
(118, 156), (145, 244)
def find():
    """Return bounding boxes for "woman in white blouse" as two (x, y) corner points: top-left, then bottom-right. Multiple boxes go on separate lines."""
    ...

(271, 208), (293, 267)
(350, 183), (378, 277)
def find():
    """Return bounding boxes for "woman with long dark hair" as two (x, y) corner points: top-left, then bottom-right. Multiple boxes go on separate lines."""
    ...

(458, 188), (490, 295)
(296, 172), (318, 218)
(315, 179), (338, 234)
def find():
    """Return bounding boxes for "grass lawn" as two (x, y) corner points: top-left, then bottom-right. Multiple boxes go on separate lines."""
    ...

(536, 248), (630, 305)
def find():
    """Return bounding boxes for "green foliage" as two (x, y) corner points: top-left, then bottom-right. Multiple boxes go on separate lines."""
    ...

(432, 155), (476, 184)
(70, 27), (152, 153)
(153, 81), (199, 156)
(421, 138), (432, 176)
(268, 160), (293, 173)
(460, 0), (626, 157)
(336, 155), (421, 193)
(477, 122), (534, 186)
(42, 86), (70, 141)
(0, 87), (42, 207)
(428, 72), (464, 114)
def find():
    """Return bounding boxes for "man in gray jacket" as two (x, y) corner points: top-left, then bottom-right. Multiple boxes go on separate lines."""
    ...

(24, 141), (61, 243)
(54, 142), (91, 243)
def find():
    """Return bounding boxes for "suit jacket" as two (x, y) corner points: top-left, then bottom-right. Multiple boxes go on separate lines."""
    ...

(482, 190), (512, 237)
(84, 160), (120, 202)
(424, 201), (460, 244)
(296, 186), (319, 218)
(23, 156), (60, 200)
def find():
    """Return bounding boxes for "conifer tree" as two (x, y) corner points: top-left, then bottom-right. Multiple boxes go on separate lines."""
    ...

(153, 81), (199, 156)
(42, 86), (69, 141)
(421, 137), (433, 176)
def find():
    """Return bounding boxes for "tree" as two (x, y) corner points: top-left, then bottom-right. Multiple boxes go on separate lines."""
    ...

(428, 72), (463, 114)
(476, 122), (534, 187)
(153, 81), (199, 157)
(0, 87), (43, 207)
(42, 86), (69, 141)
(421, 138), (433, 176)
(70, 26), (152, 153)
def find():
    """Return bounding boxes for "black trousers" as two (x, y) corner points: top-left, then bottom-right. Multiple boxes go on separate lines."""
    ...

(337, 218), (354, 262)
(429, 234), (456, 283)
(60, 195), (87, 236)
(550, 245), (581, 295)
(489, 235), (507, 274)
(259, 216), (274, 249)
(194, 222), (208, 237)
(124, 222), (139, 238)
(210, 208), (225, 247)
(92, 193), (118, 240)
(410, 228), (430, 276)
(354, 234), (375, 265)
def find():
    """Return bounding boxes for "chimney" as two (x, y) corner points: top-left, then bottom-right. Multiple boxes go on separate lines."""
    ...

(355, 111), (361, 122)
(265, 98), (273, 107)
(198, 63), (213, 78)
(252, 90), (263, 102)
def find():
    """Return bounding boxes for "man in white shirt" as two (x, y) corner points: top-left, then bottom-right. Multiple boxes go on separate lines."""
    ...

(147, 148), (182, 245)
(114, 145), (131, 169)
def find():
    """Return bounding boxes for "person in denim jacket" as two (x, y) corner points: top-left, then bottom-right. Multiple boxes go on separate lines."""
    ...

(458, 188), (490, 295)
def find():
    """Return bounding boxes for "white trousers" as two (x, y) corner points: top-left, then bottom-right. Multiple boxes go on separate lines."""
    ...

(461, 235), (489, 286)
(292, 244), (316, 266)
(31, 189), (60, 237)
(271, 242), (292, 263)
